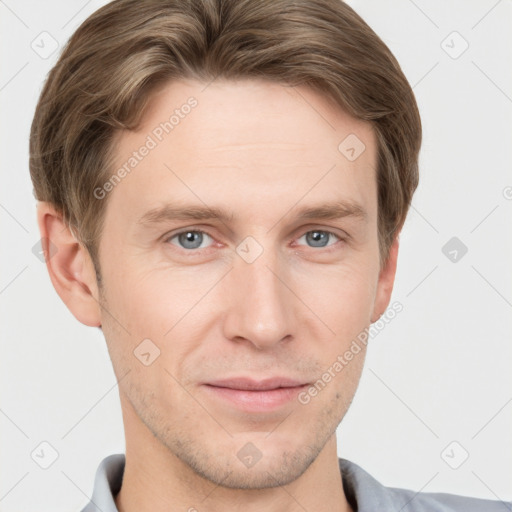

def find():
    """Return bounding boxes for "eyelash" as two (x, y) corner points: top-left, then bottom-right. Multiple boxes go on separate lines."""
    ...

(164, 227), (344, 254)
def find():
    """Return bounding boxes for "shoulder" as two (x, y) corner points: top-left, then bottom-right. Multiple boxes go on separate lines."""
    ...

(386, 485), (509, 511)
(338, 458), (510, 512)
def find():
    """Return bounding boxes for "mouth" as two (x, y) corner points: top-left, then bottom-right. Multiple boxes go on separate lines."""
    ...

(202, 377), (310, 413)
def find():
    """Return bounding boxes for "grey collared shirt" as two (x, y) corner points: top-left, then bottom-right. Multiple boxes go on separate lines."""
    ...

(81, 453), (509, 511)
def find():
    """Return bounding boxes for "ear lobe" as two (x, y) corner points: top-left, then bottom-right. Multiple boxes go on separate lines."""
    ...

(371, 234), (400, 323)
(36, 201), (102, 327)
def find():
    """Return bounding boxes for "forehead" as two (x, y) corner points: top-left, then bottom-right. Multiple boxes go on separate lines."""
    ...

(135, 77), (375, 156)
(104, 78), (377, 228)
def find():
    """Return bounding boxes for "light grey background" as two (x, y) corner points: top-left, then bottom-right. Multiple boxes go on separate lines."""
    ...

(1, 1), (511, 510)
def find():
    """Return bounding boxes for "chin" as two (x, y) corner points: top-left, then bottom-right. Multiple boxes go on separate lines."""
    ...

(186, 446), (319, 490)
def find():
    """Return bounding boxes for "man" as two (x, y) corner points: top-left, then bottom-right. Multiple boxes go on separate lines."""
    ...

(29, 0), (509, 510)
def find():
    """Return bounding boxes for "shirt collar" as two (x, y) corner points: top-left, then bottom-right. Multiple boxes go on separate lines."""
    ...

(81, 454), (124, 512)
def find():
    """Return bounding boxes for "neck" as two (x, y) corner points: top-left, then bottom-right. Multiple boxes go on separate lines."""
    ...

(115, 398), (352, 512)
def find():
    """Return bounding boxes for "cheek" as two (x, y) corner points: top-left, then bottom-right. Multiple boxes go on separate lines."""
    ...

(104, 257), (216, 336)
(294, 259), (379, 339)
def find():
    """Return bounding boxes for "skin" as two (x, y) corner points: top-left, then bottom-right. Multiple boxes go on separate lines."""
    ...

(37, 78), (399, 512)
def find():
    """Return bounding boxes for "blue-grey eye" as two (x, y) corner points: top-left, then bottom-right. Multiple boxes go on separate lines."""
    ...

(298, 230), (339, 248)
(170, 230), (212, 250)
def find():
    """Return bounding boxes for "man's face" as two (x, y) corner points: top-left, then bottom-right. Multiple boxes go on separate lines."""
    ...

(96, 78), (389, 489)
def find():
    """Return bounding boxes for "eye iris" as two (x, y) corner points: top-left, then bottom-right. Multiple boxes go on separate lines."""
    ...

(178, 231), (203, 249)
(306, 231), (329, 247)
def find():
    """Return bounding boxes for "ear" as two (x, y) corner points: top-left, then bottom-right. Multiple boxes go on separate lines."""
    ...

(36, 201), (102, 327)
(371, 234), (400, 323)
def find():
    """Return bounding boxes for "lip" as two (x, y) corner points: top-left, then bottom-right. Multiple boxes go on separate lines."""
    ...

(202, 377), (309, 413)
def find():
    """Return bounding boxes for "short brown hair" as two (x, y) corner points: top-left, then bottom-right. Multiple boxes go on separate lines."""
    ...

(29, 0), (421, 279)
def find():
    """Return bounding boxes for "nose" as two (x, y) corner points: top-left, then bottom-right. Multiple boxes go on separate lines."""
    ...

(222, 246), (294, 350)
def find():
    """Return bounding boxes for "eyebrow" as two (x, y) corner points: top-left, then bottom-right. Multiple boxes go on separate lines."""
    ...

(136, 200), (367, 227)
